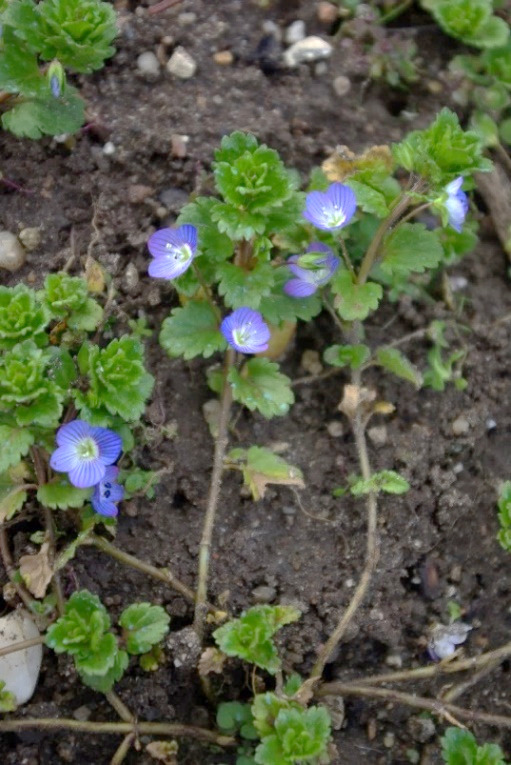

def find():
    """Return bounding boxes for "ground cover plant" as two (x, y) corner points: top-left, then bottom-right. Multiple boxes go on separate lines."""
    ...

(2, 1), (511, 763)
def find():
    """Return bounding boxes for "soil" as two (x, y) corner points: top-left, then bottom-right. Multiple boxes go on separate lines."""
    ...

(1, 1), (511, 764)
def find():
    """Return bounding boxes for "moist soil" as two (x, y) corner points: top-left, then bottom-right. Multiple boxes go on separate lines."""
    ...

(1, 1), (511, 763)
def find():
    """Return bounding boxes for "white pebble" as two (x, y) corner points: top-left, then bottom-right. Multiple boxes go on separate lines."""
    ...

(333, 75), (352, 96)
(167, 47), (197, 79)
(0, 231), (26, 272)
(0, 610), (42, 705)
(137, 51), (160, 76)
(283, 36), (333, 67)
(285, 20), (306, 45)
(103, 141), (116, 156)
(452, 415), (470, 436)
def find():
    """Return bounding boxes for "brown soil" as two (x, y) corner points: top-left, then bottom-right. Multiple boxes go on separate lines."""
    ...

(1, 1), (511, 764)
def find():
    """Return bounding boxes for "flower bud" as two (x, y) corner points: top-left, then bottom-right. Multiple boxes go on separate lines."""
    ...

(47, 60), (66, 98)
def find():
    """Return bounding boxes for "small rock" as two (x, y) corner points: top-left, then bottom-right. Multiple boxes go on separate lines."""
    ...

(159, 187), (189, 211)
(147, 287), (161, 307)
(170, 133), (189, 158)
(383, 732), (395, 748)
(18, 227), (41, 251)
(321, 695), (345, 730)
(452, 415), (470, 436)
(167, 627), (202, 669)
(0, 231), (26, 272)
(407, 715), (436, 743)
(177, 11), (197, 26)
(252, 585), (277, 603)
(449, 564), (462, 583)
(284, 36), (333, 67)
(0, 610), (42, 705)
(167, 47), (197, 79)
(301, 349), (323, 375)
(385, 653), (403, 669)
(124, 263), (139, 293)
(448, 275), (468, 292)
(317, 1), (339, 24)
(486, 417), (497, 433)
(73, 705), (92, 722)
(103, 141), (116, 156)
(426, 79), (443, 95)
(327, 421), (344, 438)
(136, 51), (160, 77)
(128, 184), (154, 204)
(214, 50), (234, 66)
(368, 425), (387, 447)
(315, 61), (328, 76)
(285, 20), (306, 45)
(428, 622), (472, 660)
(262, 19), (282, 40)
(333, 75), (351, 97)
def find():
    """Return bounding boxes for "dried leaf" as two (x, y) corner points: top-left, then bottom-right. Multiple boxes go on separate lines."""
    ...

(322, 144), (393, 182)
(338, 384), (375, 421)
(19, 542), (53, 599)
(198, 646), (226, 677)
(146, 740), (178, 764)
(84, 255), (106, 294)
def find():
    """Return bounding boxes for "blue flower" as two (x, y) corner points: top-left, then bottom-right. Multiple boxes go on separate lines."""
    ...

(147, 224), (198, 279)
(284, 242), (340, 298)
(50, 420), (122, 489)
(91, 466), (124, 517)
(50, 75), (61, 98)
(445, 177), (468, 232)
(220, 307), (270, 354)
(303, 183), (357, 231)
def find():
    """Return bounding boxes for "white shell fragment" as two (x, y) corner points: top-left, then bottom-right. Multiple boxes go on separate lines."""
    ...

(0, 610), (42, 705)
(283, 36), (333, 68)
(0, 231), (26, 272)
(428, 622), (472, 661)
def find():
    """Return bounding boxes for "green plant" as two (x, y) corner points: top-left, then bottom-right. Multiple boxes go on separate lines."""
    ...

(421, 0), (509, 49)
(0, 0), (117, 138)
(441, 727), (508, 764)
(497, 481), (511, 550)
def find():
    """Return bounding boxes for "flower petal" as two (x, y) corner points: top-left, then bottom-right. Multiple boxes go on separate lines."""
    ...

(148, 253), (193, 280)
(284, 278), (317, 297)
(178, 224), (198, 251)
(69, 459), (106, 489)
(50, 444), (79, 473)
(55, 419), (91, 448)
(91, 426), (122, 465)
(91, 495), (119, 517)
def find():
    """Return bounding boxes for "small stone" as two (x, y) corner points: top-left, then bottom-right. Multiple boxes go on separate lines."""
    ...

(214, 50), (234, 66)
(407, 715), (436, 743)
(368, 425), (387, 447)
(452, 415), (470, 436)
(333, 75), (351, 97)
(383, 732), (395, 749)
(73, 705), (92, 722)
(284, 36), (333, 67)
(167, 47), (197, 79)
(449, 564), (462, 583)
(0, 611), (42, 705)
(385, 653), (403, 669)
(262, 20), (282, 41)
(0, 231), (26, 272)
(136, 51), (160, 77)
(321, 695), (345, 730)
(327, 421), (344, 438)
(317, 1), (339, 24)
(367, 718), (377, 740)
(315, 61), (328, 76)
(301, 349), (323, 375)
(177, 11), (197, 25)
(159, 187), (189, 211)
(147, 287), (161, 307)
(486, 417), (497, 433)
(18, 227), (41, 251)
(103, 141), (116, 156)
(128, 184), (154, 204)
(170, 133), (189, 158)
(285, 20), (306, 45)
(448, 275), (468, 292)
(124, 263), (139, 293)
(167, 627), (202, 669)
(252, 585), (277, 603)
(426, 79), (443, 94)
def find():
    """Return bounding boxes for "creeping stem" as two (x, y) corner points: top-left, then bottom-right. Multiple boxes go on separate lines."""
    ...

(194, 347), (235, 641)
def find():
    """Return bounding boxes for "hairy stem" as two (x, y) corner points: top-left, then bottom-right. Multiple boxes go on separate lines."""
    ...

(110, 734), (135, 765)
(0, 527), (35, 611)
(194, 348), (235, 641)
(308, 368), (379, 682)
(90, 535), (196, 604)
(317, 682), (511, 729)
(0, 718), (235, 745)
(105, 691), (134, 724)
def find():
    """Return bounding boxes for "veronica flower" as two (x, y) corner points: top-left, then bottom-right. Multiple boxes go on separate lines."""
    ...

(147, 224), (198, 279)
(428, 622), (472, 661)
(284, 242), (340, 298)
(220, 307), (270, 354)
(50, 420), (122, 489)
(303, 182), (357, 231)
(91, 466), (124, 517)
(445, 177), (468, 232)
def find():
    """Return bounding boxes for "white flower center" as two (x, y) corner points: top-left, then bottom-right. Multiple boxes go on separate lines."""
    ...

(325, 206), (346, 227)
(166, 243), (192, 263)
(77, 437), (99, 461)
(233, 325), (252, 346)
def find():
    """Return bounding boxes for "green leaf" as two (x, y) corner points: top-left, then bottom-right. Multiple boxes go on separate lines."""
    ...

(217, 702), (257, 737)
(227, 446), (304, 501)
(79, 650), (129, 693)
(159, 301), (225, 360)
(37, 478), (90, 510)
(350, 470), (410, 496)
(0, 426), (34, 472)
(213, 605), (300, 674)
(254, 705), (331, 765)
(345, 176), (396, 217)
(423, 0), (509, 49)
(0, 681), (17, 712)
(177, 197), (234, 263)
(497, 481), (511, 552)
(332, 270), (382, 321)
(441, 727), (508, 764)
(252, 693), (299, 739)
(0, 27), (41, 95)
(375, 347), (422, 387)
(75, 336), (154, 422)
(228, 358), (294, 418)
(0, 468), (28, 522)
(259, 268), (322, 325)
(217, 261), (275, 310)
(2, 90), (85, 139)
(119, 603), (170, 655)
(0, 284), (49, 350)
(381, 223), (444, 277)
(469, 111), (499, 148)
(323, 344), (370, 370)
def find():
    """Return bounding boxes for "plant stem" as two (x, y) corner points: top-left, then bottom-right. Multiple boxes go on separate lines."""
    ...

(307, 368), (379, 682)
(110, 734), (135, 765)
(148, 0), (183, 14)
(30, 446), (65, 614)
(105, 691), (134, 723)
(0, 718), (235, 745)
(0, 635), (45, 658)
(316, 682), (511, 729)
(398, 201), (433, 227)
(357, 190), (418, 285)
(192, 262), (221, 320)
(90, 535), (196, 604)
(0, 527), (35, 611)
(193, 348), (235, 641)
(379, 0), (413, 25)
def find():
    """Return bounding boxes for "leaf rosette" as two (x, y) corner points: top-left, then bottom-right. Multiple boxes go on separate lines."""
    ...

(0, 285), (49, 350)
